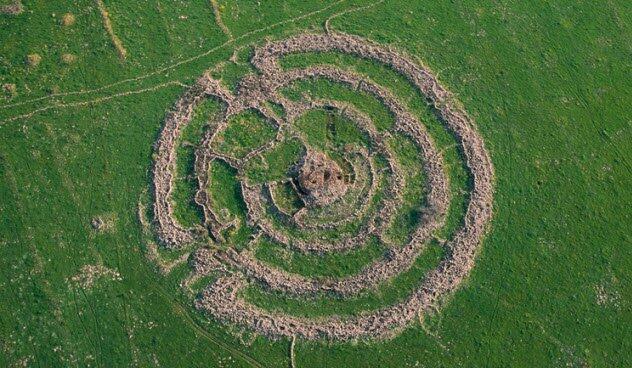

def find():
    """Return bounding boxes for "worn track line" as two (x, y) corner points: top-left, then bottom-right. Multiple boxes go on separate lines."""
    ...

(0, 0), (346, 112)
(95, 0), (127, 60)
(0, 81), (188, 125)
(151, 284), (266, 368)
(210, 0), (233, 40)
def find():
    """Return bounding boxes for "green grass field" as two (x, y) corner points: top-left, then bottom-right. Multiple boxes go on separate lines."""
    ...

(1, 1), (630, 367)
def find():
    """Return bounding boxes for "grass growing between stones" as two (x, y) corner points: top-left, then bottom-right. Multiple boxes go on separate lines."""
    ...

(245, 242), (445, 317)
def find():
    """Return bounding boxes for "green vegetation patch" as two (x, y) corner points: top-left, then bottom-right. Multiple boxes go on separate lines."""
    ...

(254, 236), (387, 278)
(172, 98), (222, 227)
(245, 242), (445, 317)
(212, 108), (277, 159)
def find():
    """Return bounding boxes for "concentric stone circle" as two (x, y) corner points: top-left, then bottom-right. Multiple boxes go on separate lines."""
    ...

(150, 33), (494, 341)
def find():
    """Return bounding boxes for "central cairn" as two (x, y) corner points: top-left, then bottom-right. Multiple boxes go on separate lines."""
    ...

(150, 33), (495, 341)
(297, 150), (348, 207)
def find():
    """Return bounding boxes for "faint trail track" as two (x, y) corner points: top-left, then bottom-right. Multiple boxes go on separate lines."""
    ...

(95, 0), (128, 60)
(0, 0), (347, 112)
(151, 284), (266, 368)
(325, 0), (384, 33)
(210, 0), (233, 40)
(0, 81), (188, 125)
(289, 336), (297, 368)
(0, 0), (394, 127)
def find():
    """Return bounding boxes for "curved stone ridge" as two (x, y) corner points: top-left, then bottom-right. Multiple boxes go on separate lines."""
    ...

(150, 33), (495, 341)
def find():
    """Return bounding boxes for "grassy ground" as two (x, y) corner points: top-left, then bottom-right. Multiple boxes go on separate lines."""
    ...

(1, 0), (630, 367)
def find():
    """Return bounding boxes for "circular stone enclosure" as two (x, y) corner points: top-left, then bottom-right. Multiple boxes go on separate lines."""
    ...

(150, 33), (494, 341)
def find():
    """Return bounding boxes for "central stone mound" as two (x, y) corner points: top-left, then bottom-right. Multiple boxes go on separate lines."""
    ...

(297, 150), (348, 207)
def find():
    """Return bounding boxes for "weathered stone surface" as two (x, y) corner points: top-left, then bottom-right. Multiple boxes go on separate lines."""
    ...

(297, 150), (348, 207)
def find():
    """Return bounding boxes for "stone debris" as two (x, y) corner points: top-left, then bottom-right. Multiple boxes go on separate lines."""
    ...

(91, 217), (104, 230)
(90, 214), (116, 232)
(69, 264), (121, 290)
(297, 150), (348, 207)
(0, 1), (23, 15)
